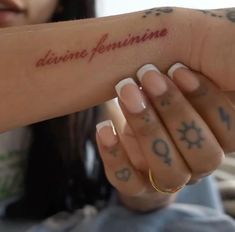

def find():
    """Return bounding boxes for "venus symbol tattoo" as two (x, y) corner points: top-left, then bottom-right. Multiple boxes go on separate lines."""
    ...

(178, 121), (204, 149)
(152, 139), (171, 166)
(218, 106), (231, 130)
(115, 167), (131, 182)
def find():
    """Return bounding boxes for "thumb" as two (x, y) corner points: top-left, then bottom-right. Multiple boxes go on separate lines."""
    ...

(178, 8), (235, 91)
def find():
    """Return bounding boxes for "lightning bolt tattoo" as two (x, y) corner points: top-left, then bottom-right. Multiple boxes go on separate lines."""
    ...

(218, 106), (231, 130)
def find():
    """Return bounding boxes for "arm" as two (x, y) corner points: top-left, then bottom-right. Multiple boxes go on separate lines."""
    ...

(0, 7), (196, 132)
(1, 7), (235, 132)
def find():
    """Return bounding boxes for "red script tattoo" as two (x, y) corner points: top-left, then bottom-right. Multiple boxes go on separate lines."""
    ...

(35, 27), (168, 68)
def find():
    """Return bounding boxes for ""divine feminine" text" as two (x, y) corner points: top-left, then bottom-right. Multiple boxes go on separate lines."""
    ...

(35, 27), (168, 68)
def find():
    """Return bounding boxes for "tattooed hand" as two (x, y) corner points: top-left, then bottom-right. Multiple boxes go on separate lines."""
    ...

(95, 62), (235, 212)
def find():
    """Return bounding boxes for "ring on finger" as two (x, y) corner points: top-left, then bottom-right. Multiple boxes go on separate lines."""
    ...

(148, 169), (185, 194)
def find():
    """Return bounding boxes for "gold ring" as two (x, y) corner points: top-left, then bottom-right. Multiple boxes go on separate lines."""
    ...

(148, 169), (185, 194)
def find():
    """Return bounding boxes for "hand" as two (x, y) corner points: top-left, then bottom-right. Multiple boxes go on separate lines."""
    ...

(96, 63), (235, 212)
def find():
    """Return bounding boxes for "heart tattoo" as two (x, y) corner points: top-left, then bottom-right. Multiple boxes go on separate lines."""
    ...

(115, 168), (132, 182)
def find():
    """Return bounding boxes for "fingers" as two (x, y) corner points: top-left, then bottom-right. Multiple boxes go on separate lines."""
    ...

(168, 63), (235, 153)
(136, 64), (224, 180)
(115, 78), (191, 191)
(96, 63), (233, 194)
(96, 120), (146, 196)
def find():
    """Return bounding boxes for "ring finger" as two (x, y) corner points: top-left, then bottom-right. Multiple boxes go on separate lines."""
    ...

(96, 120), (146, 196)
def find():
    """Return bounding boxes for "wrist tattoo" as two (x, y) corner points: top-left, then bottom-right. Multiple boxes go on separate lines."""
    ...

(218, 106), (231, 130)
(142, 7), (174, 18)
(198, 10), (223, 19)
(35, 26), (168, 68)
(227, 9), (235, 22)
(178, 121), (204, 149)
(152, 139), (171, 166)
(115, 167), (132, 182)
(198, 8), (235, 23)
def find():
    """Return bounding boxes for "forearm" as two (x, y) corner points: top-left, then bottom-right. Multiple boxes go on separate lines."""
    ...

(0, 7), (199, 132)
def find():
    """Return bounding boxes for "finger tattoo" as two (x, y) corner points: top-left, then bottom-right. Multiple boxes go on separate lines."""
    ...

(109, 147), (119, 157)
(160, 93), (173, 107)
(115, 167), (132, 182)
(141, 112), (151, 123)
(218, 106), (231, 130)
(178, 121), (204, 149)
(152, 139), (171, 166)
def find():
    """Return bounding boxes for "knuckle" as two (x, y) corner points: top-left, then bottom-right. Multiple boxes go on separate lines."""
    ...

(192, 150), (225, 175)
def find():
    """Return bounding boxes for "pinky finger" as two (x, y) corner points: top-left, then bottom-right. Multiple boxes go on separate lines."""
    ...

(96, 120), (146, 196)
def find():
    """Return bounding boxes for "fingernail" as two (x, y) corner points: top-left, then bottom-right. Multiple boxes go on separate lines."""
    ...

(137, 64), (167, 97)
(96, 120), (118, 147)
(115, 78), (146, 114)
(168, 63), (200, 92)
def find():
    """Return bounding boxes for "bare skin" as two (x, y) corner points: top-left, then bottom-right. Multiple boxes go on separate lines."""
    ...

(1, 3), (235, 212)
(0, 7), (235, 132)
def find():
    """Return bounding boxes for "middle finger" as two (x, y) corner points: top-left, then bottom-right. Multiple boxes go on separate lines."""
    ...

(115, 78), (191, 191)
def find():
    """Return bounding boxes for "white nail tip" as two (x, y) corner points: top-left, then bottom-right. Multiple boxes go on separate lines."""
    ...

(137, 64), (161, 82)
(115, 78), (136, 97)
(96, 120), (114, 133)
(168, 63), (188, 79)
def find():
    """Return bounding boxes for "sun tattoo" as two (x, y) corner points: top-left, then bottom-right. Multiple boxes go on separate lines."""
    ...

(178, 121), (204, 149)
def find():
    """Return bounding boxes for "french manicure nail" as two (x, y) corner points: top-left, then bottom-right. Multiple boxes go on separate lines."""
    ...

(96, 120), (118, 147)
(168, 63), (200, 92)
(115, 78), (146, 114)
(167, 63), (188, 79)
(137, 64), (167, 97)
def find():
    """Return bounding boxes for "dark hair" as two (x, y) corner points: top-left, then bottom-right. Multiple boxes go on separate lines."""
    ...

(5, 0), (112, 220)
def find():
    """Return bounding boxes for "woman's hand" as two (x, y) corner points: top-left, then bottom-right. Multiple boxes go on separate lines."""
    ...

(96, 63), (235, 212)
